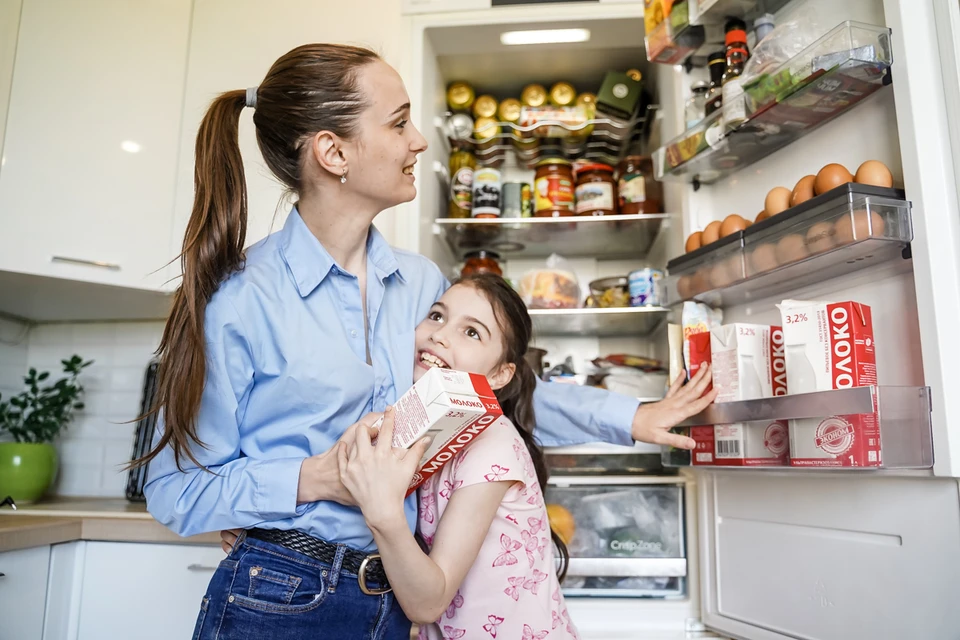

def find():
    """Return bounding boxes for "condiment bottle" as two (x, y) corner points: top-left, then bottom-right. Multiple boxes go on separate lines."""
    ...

(704, 51), (726, 117)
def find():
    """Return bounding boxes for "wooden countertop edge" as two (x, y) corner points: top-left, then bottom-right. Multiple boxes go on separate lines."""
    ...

(0, 514), (220, 552)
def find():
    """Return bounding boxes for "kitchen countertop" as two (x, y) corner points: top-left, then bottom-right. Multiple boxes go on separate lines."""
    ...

(0, 497), (220, 552)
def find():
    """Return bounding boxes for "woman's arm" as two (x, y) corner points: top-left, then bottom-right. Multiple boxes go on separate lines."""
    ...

(338, 408), (509, 624)
(144, 295), (365, 537)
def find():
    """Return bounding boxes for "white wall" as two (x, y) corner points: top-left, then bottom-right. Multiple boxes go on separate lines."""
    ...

(0, 316), (29, 412)
(25, 322), (163, 497)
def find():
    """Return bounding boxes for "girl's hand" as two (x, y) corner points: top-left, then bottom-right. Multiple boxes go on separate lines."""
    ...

(631, 363), (718, 449)
(220, 528), (241, 554)
(338, 406), (431, 528)
(297, 414), (382, 506)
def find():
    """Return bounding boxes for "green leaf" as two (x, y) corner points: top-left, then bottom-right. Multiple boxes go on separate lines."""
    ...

(38, 372), (50, 381)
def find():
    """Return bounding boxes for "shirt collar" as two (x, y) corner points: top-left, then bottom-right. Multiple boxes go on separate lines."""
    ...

(279, 207), (404, 298)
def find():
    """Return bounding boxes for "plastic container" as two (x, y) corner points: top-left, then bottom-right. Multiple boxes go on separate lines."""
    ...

(588, 276), (630, 308)
(663, 231), (746, 304)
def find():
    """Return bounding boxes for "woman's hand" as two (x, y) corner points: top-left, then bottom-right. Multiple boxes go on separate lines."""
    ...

(631, 364), (717, 449)
(297, 414), (382, 506)
(220, 528), (240, 554)
(338, 406), (431, 529)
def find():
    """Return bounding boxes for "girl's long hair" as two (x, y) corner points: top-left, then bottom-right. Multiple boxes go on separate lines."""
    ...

(455, 273), (570, 582)
(130, 44), (379, 471)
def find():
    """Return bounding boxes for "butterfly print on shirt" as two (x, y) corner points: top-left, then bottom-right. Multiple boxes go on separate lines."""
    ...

(445, 590), (464, 619)
(483, 614), (505, 638)
(442, 626), (466, 639)
(522, 624), (550, 640)
(523, 569), (548, 595)
(484, 464), (510, 482)
(440, 478), (463, 500)
(492, 534), (521, 567)
(504, 576), (525, 601)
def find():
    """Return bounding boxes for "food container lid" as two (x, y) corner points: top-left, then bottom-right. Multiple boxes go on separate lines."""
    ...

(535, 157), (572, 168)
(464, 250), (501, 261)
(575, 162), (615, 175)
(589, 276), (628, 291)
(691, 80), (710, 93)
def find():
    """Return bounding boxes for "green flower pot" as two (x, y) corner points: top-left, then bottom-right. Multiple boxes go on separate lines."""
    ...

(0, 442), (58, 504)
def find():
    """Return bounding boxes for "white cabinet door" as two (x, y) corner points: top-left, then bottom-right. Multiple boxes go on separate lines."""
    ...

(76, 541), (224, 640)
(0, 0), (191, 291)
(0, 545), (51, 640)
(0, 0), (21, 162)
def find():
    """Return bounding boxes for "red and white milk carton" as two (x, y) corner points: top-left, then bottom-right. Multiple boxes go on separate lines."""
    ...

(779, 300), (879, 467)
(697, 324), (789, 466)
(380, 367), (503, 496)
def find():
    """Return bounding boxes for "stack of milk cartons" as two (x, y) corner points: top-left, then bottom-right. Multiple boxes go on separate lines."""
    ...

(692, 323), (789, 466)
(779, 300), (880, 467)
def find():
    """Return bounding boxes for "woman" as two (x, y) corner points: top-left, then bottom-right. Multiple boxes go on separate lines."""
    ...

(140, 43), (714, 639)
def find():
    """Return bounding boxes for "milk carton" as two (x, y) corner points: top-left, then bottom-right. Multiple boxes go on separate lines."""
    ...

(692, 323), (789, 466)
(779, 300), (879, 467)
(377, 367), (503, 495)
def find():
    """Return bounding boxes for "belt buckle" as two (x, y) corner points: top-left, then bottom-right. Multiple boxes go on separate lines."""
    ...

(357, 553), (391, 595)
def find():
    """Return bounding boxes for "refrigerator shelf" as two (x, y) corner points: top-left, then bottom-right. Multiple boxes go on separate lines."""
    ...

(565, 557), (687, 579)
(529, 306), (668, 338)
(671, 386), (934, 470)
(653, 21), (893, 185)
(660, 184), (912, 307)
(433, 212), (670, 260)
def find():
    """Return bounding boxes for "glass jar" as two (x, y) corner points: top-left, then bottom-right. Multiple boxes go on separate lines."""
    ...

(460, 250), (502, 277)
(684, 80), (710, 130)
(617, 156), (663, 215)
(575, 163), (618, 216)
(533, 158), (575, 217)
(447, 148), (476, 219)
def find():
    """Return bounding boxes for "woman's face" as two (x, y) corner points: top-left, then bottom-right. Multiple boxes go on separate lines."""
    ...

(342, 60), (428, 212)
(413, 284), (516, 390)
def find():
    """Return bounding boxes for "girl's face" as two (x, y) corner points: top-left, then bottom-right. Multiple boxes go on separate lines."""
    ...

(341, 60), (428, 212)
(413, 284), (516, 390)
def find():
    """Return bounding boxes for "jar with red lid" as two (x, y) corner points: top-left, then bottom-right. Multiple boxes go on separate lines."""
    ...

(460, 250), (503, 277)
(533, 158), (575, 217)
(617, 155), (663, 214)
(574, 163), (618, 216)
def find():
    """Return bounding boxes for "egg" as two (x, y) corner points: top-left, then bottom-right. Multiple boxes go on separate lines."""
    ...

(755, 210), (770, 223)
(720, 214), (748, 237)
(685, 231), (703, 253)
(724, 254), (745, 283)
(702, 220), (722, 245)
(776, 234), (809, 265)
(806, 221), (836, 254)
(709, 263), (733, 288)
(791, 175), (816, 207)
(765, 187), (792, 216)
(676, 275), (694, 300)
(854, 160), (894, 188)
(691, 269), (711, 295)
(814, 163), (853, 195)
(835, 209), (886, 245)
(749, 244), (779, 274)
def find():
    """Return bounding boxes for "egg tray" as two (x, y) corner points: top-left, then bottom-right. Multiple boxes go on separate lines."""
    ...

(663, 183), (912, 305)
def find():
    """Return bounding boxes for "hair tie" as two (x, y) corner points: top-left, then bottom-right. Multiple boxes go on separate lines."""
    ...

(245, 86), (258, 109)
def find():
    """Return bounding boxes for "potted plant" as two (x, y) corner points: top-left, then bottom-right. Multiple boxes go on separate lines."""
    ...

(0, 355), (92, 503)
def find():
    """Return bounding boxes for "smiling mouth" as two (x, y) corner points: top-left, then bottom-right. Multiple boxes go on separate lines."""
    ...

(419, 351), (449, 369)
(402, 164), (415, 175)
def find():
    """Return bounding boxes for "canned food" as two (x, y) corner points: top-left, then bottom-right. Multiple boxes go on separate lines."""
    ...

(498, 98), (522, 126)
(447, 82), (475, 112)
(472, 167), (502, 218)
(549, 82), (577, 107)
(473, 94), (499, 120)
(501, 182), (523, 218)
(628, 268), (664, 307)
(521, 84), (548, 107)
(448, 113), (474, 142)
(473, 117), (501, 152)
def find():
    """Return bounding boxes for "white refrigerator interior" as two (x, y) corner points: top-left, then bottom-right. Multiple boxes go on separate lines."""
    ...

(404, 0), (960, 638)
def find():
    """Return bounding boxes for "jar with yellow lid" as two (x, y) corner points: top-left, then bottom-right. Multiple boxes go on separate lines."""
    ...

(446, 82), (475, 113)
(472, 94), (499, 120)
(549, 82), (577, 107)
(473, 117), (501, 152)
(521, 84), (548, 107)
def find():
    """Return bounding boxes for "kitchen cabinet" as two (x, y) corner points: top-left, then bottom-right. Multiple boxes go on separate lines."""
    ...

(0, 0), (191, 292)
(0, 545), (51, 640)
(48, 541), (225, 640)
(0, 0), (21, 164)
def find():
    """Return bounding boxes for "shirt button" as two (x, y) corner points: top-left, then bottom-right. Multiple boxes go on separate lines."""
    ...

(351, 330), (358, 338)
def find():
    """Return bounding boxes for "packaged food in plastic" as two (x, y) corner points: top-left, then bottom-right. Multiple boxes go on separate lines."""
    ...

(518, 253), (582, 309)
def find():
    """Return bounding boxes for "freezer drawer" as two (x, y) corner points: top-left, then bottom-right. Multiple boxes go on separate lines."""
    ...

(545, 482), (686, 598)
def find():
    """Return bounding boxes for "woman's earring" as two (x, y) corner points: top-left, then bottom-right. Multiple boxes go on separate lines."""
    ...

(340, 169), (347, 184)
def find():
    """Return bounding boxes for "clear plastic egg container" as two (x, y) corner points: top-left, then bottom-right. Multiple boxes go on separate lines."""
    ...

(742, 183), (912, 278)
(662, 230), (746, 306)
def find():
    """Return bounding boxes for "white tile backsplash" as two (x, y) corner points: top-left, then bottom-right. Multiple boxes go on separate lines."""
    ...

(21, 320), (164, 498)
(0, 317), (30, 402)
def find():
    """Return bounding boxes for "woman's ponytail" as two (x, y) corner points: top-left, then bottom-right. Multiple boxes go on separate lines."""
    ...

(132, 90), (248, 471)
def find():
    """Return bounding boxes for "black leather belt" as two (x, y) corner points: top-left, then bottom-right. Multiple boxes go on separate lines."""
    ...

(247, 528), (391, 595)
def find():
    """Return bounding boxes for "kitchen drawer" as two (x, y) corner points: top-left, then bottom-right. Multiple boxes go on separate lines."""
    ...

(76, 541), (224, 640)
(0, 545), (51, 640)
(545, 481), (686, 598)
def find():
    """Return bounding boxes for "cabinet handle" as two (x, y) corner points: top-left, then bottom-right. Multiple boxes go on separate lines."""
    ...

(51, 256), (121, 271)
(187, 564), (218, 572)
(0, 572), (6, 578)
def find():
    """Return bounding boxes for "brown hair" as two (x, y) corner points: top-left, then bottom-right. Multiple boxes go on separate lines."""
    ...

(454, 273), (570, 582)
(132, 44), (380, 471)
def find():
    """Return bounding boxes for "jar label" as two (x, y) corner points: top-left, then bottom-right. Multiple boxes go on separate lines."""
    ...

(575, 182), (615, 214)
(535, 176), (574, 213)
(450, 167), (474, 214)
(472, 169), (502, 218)
(618, 173), (646, 204)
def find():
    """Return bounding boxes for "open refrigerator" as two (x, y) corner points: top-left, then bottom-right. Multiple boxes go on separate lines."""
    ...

(398, 0), (960, 638)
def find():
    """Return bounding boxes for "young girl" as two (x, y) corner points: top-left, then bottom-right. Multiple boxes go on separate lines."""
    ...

(339, 273), (581, 639)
